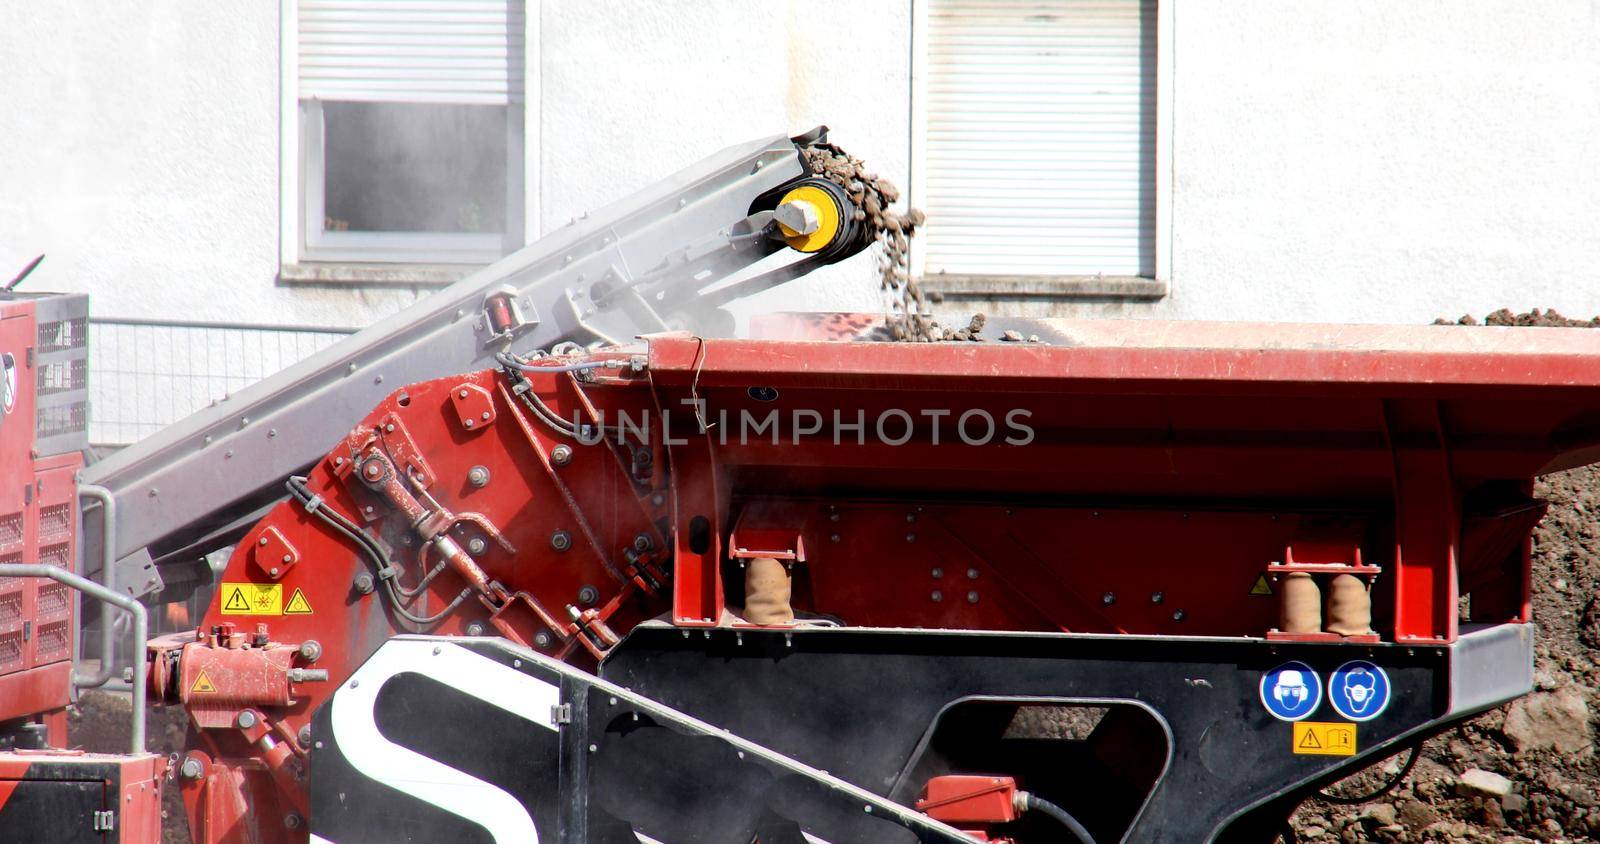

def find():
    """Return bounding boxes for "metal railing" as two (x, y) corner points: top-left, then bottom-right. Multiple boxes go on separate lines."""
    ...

(88, 317), (358, 446)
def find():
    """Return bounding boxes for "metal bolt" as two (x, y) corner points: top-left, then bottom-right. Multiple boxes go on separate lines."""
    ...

(830, 534), (840, 543)
(269, 567), (279, 577)
(467, 537), (488, 555)
(552, 445), (573, 466)
(481, 411), (491, 421)
(148, 488), (158, 498)
(967, 591), (979, 604)
(268, 428), (277, 438)
(284, 813), (303, 830)
(432, 646), (442, 655)
(651, 493), (665, 507)
(966, 568), (979, 580)
(578, 584), (600, 605)
(905, 533), (916, 543)
(465, 419), (475, 429)
(334, 456), (344, 466)
(236, 711), (257, 729)
(550, 530), (572, 552)
(459, 389), (469, 399)
(1102, 592), (1116, 606)
(633, 533), (652, 552)
(931, 567), (944, 578)
(1151, 592), (1165, 604)
(281, 554), (292, 564)
(258, 536), (268, 546)
(931, 590), (943, 602)
(363, 461), (382, 480)
(534, 630), (554, 649)
(467, 465), (491, 488)
(180, 757), (204, 779)
(466, 621), (486, 636)
(830, 512), (840, 522)
(297, 726), (313, 748)
(353, 573), (375, 594)
(363, 505), (374, 514)
(384, 423), (395, 433)
(298, 640), (322, 662)
(1172, 610), (1186, 622)
(906, 513), (917, 523)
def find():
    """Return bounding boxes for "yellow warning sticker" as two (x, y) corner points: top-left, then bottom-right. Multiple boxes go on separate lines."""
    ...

(220, 582), (283, 616)
(190, 670), (217, 694)
(1293, 721), (1357, 756)
(1249, 574), (1273, 596)
(284, 588), (314, 615)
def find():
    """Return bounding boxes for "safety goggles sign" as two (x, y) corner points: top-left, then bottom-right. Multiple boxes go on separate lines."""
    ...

(1328, 660), (1391, 722)
(1260, 661), (1322, 722)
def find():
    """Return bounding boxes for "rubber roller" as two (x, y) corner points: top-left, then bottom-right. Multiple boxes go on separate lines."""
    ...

(1325, 573), (1374, 636)
(1279, 572), (1322, 634)
(742, 556), (794, 625)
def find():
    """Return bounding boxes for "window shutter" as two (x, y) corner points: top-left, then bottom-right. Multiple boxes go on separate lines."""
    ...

(924, 0), (1155, 277)
(299, 0), (525, 105)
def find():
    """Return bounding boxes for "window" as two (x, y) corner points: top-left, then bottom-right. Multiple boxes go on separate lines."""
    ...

(919, 0), (1158, 285)
(292, 0), (525, 266)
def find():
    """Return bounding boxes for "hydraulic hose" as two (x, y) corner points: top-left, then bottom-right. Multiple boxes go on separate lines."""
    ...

(1020, 792), (1096, 844)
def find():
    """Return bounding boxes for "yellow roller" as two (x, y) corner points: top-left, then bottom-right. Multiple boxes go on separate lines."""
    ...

(775, 184), (843, 253)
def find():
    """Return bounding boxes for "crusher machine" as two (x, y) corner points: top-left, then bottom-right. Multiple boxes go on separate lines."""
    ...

(0, 129), (1596, 843)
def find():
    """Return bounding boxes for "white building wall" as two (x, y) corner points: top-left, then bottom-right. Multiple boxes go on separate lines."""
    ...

(0, 3), (422, 326)
(3, 1), (1600, 330)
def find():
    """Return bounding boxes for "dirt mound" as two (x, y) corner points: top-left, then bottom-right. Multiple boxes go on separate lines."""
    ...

(1435, 308), (1600, 328)
(1292, 312), (1600, 843)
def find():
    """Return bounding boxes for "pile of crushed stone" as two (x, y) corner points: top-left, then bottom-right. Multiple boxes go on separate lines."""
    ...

(1292, 310), (1600, 843)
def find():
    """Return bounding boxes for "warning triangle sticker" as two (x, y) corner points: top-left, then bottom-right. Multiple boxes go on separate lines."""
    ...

(1297, 729), (1322, 750)
(191, 671), (217, 694)
(1249, 574), (1274, 597)
(284, 588), (313, 615)
(222, 587), (251, 612)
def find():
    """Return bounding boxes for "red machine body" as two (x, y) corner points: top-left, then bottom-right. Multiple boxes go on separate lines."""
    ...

(0, 296), (85, 733)
(159, 318), (1600, 842)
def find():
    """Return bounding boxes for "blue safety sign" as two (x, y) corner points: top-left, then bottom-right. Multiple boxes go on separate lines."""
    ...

(1260, 661), (1322, 722)
(1328, 660), (1391, 722)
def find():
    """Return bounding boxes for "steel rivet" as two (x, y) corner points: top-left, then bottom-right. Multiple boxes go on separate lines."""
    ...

(282, 554), (292, 564)
(905, 533), (916, 543)
(465, 419), (475, 428)
(384, 424), (395, 433)
(931, 590), (943, 602)
(1102, 592), (1116, 605)
(432, 646), (442, 655)
(481, 411), (490, 421)
(931, 567), (943, 578)
(258, 537), (269, 546)
(268, 428), (277, 438)
(459, 389), (469, 398)
(1151, 592), (1164, 604)
(1173, 610), (1186, 622)
(966, 568), (979, 580)
(967, 591), (979, 603)
(830, 533), (840, 543)
(269, 567), (279, 577)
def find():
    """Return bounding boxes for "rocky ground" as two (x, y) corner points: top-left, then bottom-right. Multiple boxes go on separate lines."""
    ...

(1292, 311), (1600, 843)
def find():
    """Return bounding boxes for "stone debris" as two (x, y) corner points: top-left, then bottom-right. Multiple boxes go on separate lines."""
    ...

(1457, 768), (1513, 798)
(1501, 687), (1592, 756)
(800, 143), (977, 342)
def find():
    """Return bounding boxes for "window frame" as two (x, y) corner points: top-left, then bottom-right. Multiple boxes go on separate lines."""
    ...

(279, 1), (534, 277)
(297, 99), (523, 265)
(909, 0), (1175, 299)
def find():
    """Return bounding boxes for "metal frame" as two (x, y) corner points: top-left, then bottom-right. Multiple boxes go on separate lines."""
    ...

(83, 132), (820, 585)
(0, 563), (146, 753)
